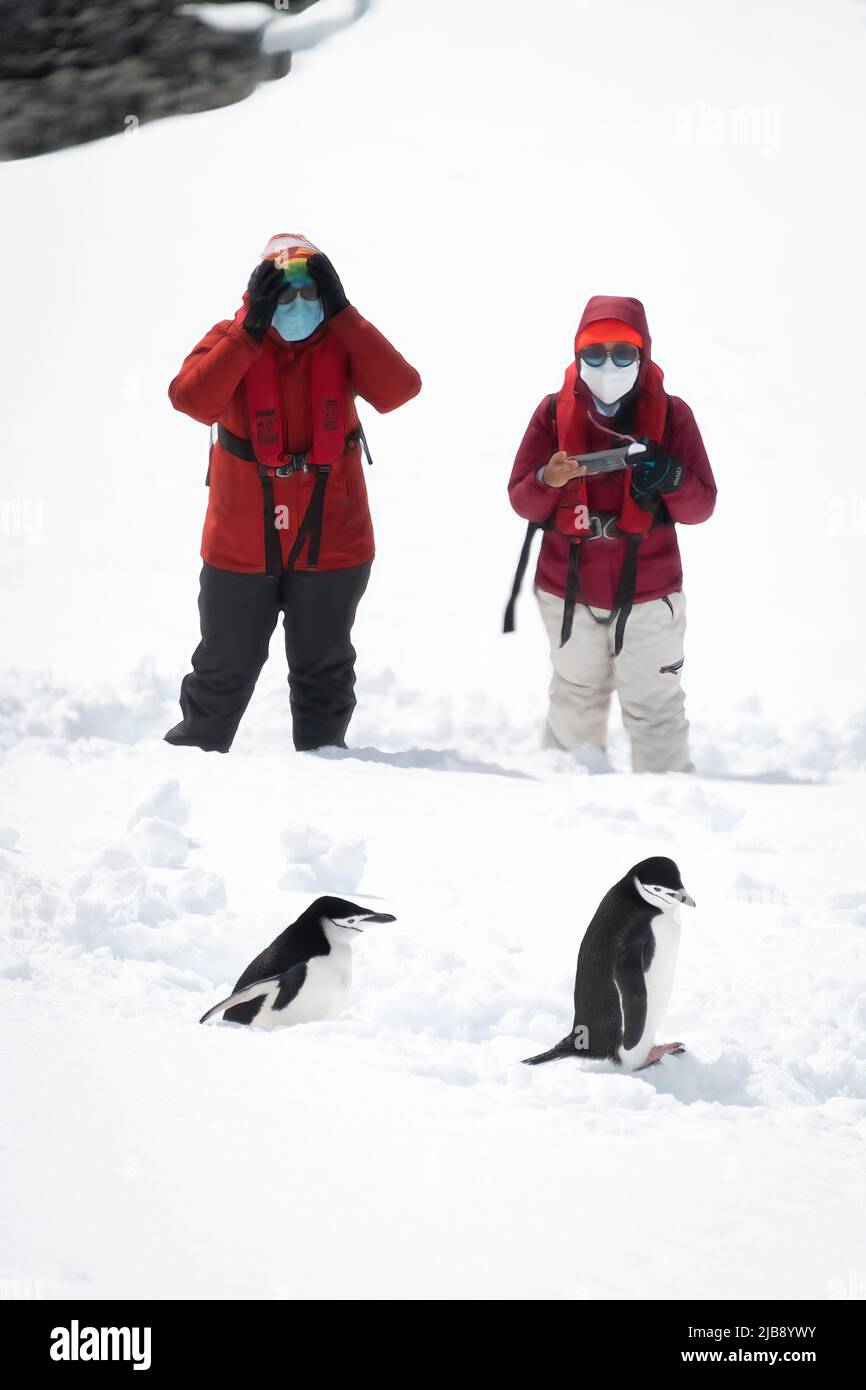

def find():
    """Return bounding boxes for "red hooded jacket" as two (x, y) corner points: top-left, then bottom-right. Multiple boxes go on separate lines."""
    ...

(169, 300), (421, 573)
(508, 296), (716, 607)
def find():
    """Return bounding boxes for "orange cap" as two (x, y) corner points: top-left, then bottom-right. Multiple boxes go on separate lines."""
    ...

(575, 318), (644, 352)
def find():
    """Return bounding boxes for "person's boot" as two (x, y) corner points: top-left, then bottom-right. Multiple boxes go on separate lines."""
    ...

(163, 722), (229, 754)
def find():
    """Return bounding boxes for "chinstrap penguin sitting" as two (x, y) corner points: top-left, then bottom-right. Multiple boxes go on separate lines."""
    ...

(200, 895), (396, 1029)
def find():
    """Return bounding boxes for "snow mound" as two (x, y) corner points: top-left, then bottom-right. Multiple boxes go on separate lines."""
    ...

(0, 664), (176, 751)
(127, 779), (191, 830)
(279, 822), (367, 893)
(126, 816), (190, 869)
(68, 848), (228, 963)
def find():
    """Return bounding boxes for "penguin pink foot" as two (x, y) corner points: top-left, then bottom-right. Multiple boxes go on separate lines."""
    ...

(637, 1042), (686, 1070)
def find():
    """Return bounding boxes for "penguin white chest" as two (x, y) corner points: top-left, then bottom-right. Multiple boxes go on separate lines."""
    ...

(254, 948), (353, 1031)
(618, 908), (681, 1071)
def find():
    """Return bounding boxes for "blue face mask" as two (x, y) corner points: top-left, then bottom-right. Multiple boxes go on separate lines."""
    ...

(271, 296), (325, 342)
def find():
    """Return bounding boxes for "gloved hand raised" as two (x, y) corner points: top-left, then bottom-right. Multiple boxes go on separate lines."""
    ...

(628, 437), (684, 510)
(243, 261), (285, 341)
(307, 253), (349, 321)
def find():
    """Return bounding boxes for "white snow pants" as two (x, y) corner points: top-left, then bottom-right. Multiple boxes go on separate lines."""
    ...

(536, 587), (692, 773)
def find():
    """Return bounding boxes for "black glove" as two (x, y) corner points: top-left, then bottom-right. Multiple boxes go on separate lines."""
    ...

(243, 261), (285, 341)
(307, 253), (349, 320)
(629, 437), (684, 510)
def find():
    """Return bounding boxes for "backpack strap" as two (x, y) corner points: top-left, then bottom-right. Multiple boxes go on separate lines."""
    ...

(504, 521), (541, 633)
(503, 397), (557, 633)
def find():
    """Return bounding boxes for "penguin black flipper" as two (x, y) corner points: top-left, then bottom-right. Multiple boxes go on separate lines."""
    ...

(270, 963), (309, 1016)
(200, 964), (307, 1025)
(521, 1036), (576, 1066)
(613, 948), (648, 1051)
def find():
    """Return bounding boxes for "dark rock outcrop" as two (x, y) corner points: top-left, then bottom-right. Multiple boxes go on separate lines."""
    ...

(0, 1), (305, 161)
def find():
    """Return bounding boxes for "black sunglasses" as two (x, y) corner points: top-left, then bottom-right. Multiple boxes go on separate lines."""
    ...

(277, 281), (321, 305)
(578, 343), (640, 369)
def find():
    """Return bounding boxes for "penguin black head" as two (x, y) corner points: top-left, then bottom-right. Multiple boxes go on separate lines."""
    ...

(630, 857), (695, 912)
(306, 895), (397, 941)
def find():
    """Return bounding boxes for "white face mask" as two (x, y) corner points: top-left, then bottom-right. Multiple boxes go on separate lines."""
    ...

(579, 357), (639, 406)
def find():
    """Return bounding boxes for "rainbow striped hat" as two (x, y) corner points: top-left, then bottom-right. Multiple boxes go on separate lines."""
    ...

(260, 232), (319, 283)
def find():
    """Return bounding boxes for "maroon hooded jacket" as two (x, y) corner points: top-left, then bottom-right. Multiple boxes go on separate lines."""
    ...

(508, 296), (716, 607)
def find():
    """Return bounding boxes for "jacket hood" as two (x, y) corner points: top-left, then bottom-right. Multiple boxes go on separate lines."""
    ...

(572, 295), (661, 411)
(576, 295), (653, 363)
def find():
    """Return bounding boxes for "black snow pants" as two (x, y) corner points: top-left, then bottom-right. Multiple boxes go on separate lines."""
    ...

(168, 560), (371, 753)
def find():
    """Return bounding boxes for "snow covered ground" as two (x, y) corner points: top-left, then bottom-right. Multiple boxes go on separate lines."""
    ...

(2, 0), (865, 1300)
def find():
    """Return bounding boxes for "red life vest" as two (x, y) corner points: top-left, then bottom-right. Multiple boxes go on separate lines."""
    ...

(224, 318), (359, 572)
(553, 358), (667, 541)
(242, 330), (350, 471)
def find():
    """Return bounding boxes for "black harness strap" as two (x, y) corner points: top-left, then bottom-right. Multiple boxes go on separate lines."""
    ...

(286, 466), (331, 570)
(504, 507), (665, 636)
(504, 521), (543, 634)
(357, 419), (375, 469)
(558, 532), (642, 656)
(217, 422), (361, 470)
(217, 423), (258, 462)
(611, 534), (641, 656)
(506, 391), (675, 652)
(216, 423), (365, 573)
(559, 542), (581, 646)
(260, 472), (282, 576)
(219, 419), (366, 469)
(207, 424), (216, 486)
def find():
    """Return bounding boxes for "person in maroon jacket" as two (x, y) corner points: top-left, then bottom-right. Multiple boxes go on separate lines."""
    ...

(507, 295), (716, 772)
(165, 233), (421, 754)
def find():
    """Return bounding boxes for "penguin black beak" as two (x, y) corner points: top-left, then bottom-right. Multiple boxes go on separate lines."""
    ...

(361, 912), (397, 924)
(676, 890), (696, 908)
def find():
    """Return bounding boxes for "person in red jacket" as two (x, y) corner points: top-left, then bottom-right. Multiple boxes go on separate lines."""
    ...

(507, 295), (716, 772)
(165, 233), (421, 753)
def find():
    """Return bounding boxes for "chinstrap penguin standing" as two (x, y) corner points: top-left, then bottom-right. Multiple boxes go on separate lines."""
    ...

(200, 895), (396, 1029)
(523, 857), (695, 1071)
